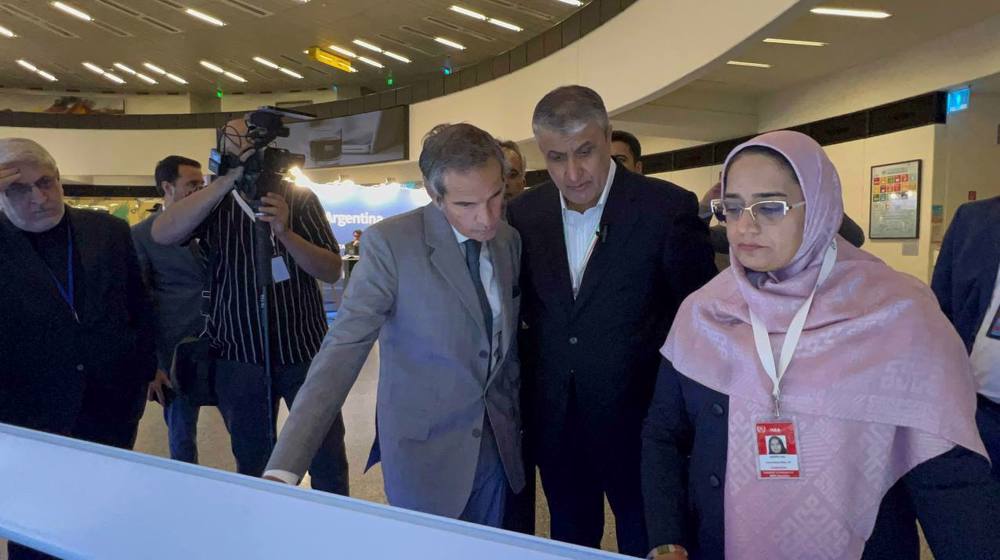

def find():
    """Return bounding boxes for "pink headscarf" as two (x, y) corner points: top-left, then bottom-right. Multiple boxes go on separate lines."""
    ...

(661, 131), (986, 559)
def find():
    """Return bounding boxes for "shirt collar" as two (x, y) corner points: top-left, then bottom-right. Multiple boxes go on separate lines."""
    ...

(559, 159), (616, 214)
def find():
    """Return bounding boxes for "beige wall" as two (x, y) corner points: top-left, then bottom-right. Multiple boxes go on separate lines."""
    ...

(937, 91), (1000, 227)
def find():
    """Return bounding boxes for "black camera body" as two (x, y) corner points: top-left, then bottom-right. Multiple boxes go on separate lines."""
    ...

(209, 107), (309, 200)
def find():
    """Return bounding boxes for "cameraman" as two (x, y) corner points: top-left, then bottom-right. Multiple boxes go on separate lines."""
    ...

(152, 116), (348, 494)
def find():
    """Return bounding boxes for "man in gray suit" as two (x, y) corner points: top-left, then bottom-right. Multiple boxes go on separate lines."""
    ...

(264, 123), (525, 527)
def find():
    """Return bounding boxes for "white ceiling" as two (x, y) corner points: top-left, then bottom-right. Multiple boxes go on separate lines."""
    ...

(617, 0), (1000, 141)
(0, 0), (585, 94)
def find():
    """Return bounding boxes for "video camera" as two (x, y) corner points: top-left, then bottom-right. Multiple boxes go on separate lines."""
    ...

(209, 106), (311, 200)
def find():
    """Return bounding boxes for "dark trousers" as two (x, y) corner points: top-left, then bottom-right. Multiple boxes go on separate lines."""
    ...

(164, 393), (201, 464)
(538, 401), (648, 557)
(978, 394), (1000, 481)
(214, 359), (349, 495)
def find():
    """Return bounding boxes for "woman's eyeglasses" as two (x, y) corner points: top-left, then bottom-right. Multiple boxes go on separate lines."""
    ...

(710, 199), (806, 225)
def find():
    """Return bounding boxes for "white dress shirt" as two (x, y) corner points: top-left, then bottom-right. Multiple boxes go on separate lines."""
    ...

(264, 227), (505, 487)
(971, 263), (1000, 403)
(562, 160), (616, 297)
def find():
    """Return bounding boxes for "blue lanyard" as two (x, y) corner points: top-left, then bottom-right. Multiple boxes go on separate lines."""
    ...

(46, 226), (79, 324)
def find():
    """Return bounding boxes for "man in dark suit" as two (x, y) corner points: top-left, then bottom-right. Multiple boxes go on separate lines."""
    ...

(0, 138), (155, 560)
(507, 86), (716, 556)
(932, 195), (1000, 480)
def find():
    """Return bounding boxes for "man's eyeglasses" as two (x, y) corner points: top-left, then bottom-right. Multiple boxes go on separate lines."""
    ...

(710, 199), (806, 225)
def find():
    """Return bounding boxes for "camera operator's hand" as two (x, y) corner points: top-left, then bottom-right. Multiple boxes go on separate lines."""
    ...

(258, 192), (290, 236)
(209, 160), (247, 193)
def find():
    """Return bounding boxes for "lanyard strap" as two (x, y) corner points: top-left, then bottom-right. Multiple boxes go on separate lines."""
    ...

(749, 241), (838, 416)
(46, 226), (79, 324)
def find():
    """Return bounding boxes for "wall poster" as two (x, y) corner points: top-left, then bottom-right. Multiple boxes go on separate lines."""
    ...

(869, 160), (921, 239)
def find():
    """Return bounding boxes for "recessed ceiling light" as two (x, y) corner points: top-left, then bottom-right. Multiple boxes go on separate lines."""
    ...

(113, 63), (137, 74)
(763, 38), (827, 47)
(103, 73), (126, 84)
(37, 70), (57, 82)
(165, 72), (188, 85)
(0, 25), (16, 38)
(253, 56), (279, 69)
(51, 1), (92, 22)
(435, 37), (466, 50)
(488, 18), (522, 32)
(82, 61), (105, 74)
(185, 8), (226, 26)
(450, 5), (487, 20)
(556, 0), (583, 5)
(279, 67), (304, 79)
(16, 59), (37, 72)
(727, 60), (771, 68)
(328, 45), (358, 58)
(223, 71), (247, 83)
(136, 73), (157, 85)
(383, 51), (411, 63)
(357, 56), (384, 68)
(143, 62), (166, 75)
(810, 7), (891, 18)
(200, 60), (225, 73)
(353, 39), (383, 53)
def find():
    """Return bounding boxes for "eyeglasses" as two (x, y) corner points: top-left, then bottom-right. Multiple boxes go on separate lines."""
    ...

(710, 198), (805, 225)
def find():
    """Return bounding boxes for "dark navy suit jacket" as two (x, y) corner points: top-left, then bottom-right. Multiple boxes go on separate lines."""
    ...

(932, 196), (1000, 352)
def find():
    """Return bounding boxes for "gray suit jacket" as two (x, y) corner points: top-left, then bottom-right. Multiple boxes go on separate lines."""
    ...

(266, 203), (525, 518)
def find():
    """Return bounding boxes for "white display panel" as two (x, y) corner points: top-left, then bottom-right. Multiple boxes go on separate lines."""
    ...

(0, 424), (625, 560)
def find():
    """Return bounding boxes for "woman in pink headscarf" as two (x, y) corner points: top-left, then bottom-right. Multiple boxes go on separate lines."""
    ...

(640, 131), (1000, 560)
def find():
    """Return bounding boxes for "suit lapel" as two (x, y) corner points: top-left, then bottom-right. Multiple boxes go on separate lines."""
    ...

(423, 204), (489, 341)
(535, 186), (576, 312)
(572, 167), (638, 312)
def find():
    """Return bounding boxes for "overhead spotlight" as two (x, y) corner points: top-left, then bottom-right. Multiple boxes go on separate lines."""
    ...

(763, 38), (827, 47)
(51, 1), (92, 21)
(0, 25), (16, 38)
(810, 7), (891, 18)
(165, 73), (188, 85)
(185, 8), (226, 26)
(279, 67), (304, 79)
(353, 39), (383, 53)
(37, 70), (58, 82)
(357, 56), (384, 69)
(556, 0), (583, 5)
(113, 63), (137, 75)
(328, 45), (358, 58)
(726, 60), (772, 68)
(82, 61), (105, 74)
(102, 73), (126, 84)
(383, 51), (411, 63)
(223, 71), (247, 83)
(253, 56), (279, 69)
(143, 62), (166, 74)
(488, 18), (522, 32)
(450, 5), (487, 20)
(136, 73), (158, 85)
(16, 59), (37, 72)
(434, 37), (466, 50)
(200, 60), (225, 73)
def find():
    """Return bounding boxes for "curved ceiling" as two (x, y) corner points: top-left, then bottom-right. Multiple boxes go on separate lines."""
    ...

(0, 0), (587, 94)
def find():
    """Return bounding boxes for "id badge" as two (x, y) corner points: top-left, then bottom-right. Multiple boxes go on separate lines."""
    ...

(754, 417), (801, 479)
(271, 256), (291, 283)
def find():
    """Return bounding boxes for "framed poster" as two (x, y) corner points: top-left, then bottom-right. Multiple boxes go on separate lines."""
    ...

(869, 159), (921, 239)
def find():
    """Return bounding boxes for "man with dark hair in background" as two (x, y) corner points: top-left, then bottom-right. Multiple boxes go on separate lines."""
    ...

(499, 140), (528, 202)
(611, 130), (643, 174)
(131, 155), (209, 464)
(152, 117), (349, 495)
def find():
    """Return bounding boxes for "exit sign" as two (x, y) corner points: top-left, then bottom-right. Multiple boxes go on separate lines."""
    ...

(947, 88), (970, 113)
